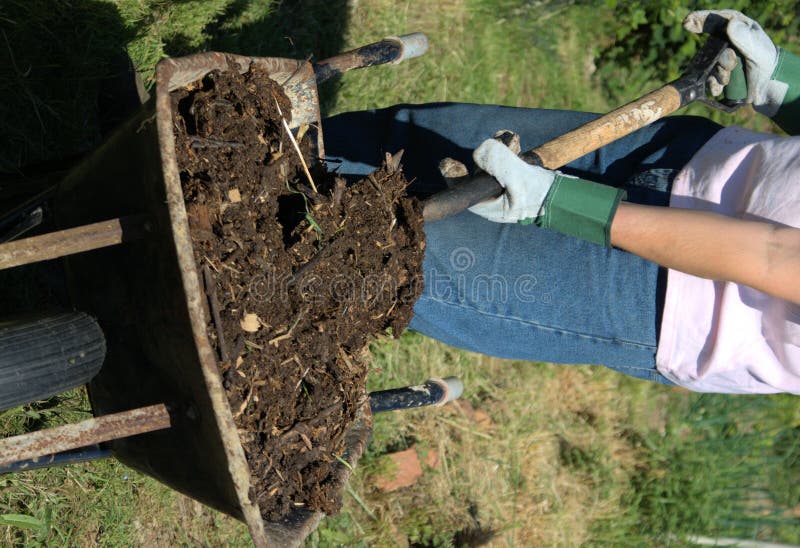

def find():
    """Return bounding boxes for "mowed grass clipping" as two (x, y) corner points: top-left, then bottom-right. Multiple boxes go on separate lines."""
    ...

(1, 0), (799, 546)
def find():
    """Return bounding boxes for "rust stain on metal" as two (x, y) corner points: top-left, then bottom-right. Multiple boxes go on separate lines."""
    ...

(0, 404), (170, 467)
(0, 215), (148, 271)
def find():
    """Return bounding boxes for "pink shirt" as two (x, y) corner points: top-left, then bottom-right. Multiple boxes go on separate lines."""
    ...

(656, 126), (800, 394)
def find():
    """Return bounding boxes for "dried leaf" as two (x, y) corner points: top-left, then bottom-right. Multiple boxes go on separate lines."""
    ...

(240, 312), (261, 333)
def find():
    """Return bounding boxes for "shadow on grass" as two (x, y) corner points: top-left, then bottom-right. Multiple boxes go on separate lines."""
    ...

(0, 0), (143, 313)
(0, 0), (142, 173)
(0, 0), (351, 174)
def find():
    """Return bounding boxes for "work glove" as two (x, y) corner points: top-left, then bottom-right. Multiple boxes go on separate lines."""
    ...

(471, 133), (554, 224)
(439, 131), (626, 247)
(684, 9), (800, 134)
(439, 131), (552, 224)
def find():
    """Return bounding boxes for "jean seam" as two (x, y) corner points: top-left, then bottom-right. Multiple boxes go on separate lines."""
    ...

(419, 294), (657, 351)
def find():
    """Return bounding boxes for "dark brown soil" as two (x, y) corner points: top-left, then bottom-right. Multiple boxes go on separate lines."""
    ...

(170, 59), (424, 520)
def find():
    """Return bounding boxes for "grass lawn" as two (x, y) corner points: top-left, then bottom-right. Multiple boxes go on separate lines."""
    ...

(1, 0), (798, 545)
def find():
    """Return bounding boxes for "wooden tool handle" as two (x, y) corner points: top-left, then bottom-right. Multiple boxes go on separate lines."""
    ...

(422, 172), (502, 223)
(531, 85), (682, 169)
(423, 85), (683, 223)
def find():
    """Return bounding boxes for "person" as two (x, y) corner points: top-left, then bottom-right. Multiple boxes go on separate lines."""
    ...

(323, 9), (800, 394)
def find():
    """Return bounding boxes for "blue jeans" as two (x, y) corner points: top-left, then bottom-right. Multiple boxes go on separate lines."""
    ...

(324, 104), (722, 383)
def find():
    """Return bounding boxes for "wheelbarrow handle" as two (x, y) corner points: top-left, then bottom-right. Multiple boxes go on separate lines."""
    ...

(423, 34), (743, 223)
(369, 377), (463, 414)
(313, 33), (428, 85)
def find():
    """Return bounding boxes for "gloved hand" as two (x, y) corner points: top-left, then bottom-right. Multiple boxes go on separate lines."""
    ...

(438, 130), (552, 224)
(470, 135), (555, 224)
(684, 9), (800, 134)
(439, 131), (627, 247)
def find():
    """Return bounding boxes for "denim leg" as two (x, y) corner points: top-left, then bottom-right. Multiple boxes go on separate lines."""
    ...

(323, 104), (722, 383)
(323, 103), (721, 192)
(413, 213), (668, 381)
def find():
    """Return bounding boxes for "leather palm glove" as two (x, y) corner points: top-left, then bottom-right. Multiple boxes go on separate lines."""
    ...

(684, 9), (800, 135)
(440, 131), (625, 247)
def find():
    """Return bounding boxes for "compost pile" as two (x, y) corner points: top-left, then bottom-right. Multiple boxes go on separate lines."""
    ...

(170, 61), (424, 520)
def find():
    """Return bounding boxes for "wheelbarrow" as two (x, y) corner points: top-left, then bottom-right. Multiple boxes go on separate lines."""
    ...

(0, 34), (463, 547)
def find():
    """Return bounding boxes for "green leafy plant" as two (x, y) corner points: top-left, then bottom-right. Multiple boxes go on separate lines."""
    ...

(597, 0), (800, 101)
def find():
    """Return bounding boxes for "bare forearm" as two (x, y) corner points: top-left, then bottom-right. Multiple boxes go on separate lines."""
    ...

(610, 202), (800, 304)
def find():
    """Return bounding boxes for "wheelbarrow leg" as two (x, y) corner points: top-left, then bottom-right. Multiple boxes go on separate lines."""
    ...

(0, 214), (149, 270)
(0, 403), (171, 468)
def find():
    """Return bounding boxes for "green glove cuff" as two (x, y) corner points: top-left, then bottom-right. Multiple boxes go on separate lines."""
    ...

(535, 175), (626, 247)
(771, 48), (800, 135)
(725, 58), (748, 102)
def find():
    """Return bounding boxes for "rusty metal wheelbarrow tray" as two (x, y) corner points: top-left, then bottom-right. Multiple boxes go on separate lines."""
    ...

(51, 42), (425, 545)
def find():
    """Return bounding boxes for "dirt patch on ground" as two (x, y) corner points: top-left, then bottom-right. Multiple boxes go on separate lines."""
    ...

(170, 60), (424, 520)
